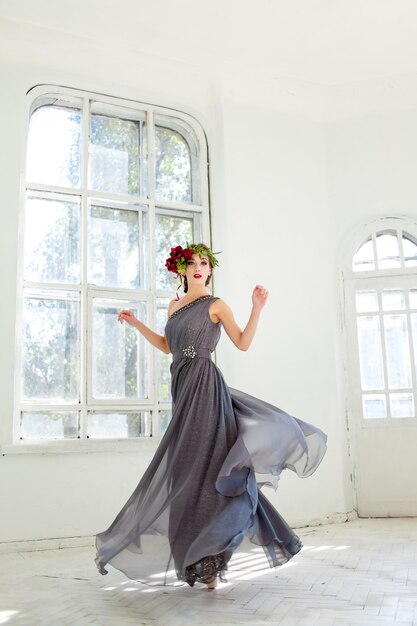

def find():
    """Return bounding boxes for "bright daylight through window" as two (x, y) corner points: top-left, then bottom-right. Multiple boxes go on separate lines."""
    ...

(352, 228), (417, 419)
(20, 89), (209, 442)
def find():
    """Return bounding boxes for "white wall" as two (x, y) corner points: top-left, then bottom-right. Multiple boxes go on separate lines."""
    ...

(0, 15), (356, 543)
(214, 101), (351, 524)
(328, 110), (417, 517)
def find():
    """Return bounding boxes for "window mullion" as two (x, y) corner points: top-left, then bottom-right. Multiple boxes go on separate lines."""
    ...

(147, 110), (157, 410)
(26, 182), (82, 197)
(87, 285), (151, 298)
(80, 96), (90, 439)
(153, 200), (204, 213)
(377, 288), (390, 417)
(372, 232), (378, 271)
(139, 209), (144, 289)
(85, 189), (150, 206)
(398, 229), (405, 268)
(86, 289), (95, 408)
(20, 403), (82, 411)
(23, 281), (82, 293)
(405, 288), (417, 414)
(147, 110), (156, 288)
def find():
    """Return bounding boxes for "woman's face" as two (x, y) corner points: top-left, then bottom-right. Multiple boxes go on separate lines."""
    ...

(185, 253), (211, 286)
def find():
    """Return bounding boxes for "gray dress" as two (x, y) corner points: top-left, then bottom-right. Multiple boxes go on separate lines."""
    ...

(95, 295), (327, 586)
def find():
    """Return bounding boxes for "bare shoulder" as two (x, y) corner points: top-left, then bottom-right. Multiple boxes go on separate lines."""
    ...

(168, 298), (180, 317)
(209, 297), (233, 323)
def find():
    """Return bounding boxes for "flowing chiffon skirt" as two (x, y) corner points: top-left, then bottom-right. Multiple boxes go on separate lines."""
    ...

(95, 295), (327, 585)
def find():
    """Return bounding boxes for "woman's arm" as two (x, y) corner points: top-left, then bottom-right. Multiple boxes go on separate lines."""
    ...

(210, 285), (269, 351)
(118, 310), (171, 354)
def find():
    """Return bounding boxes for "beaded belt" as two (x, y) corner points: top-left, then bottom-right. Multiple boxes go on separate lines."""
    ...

(172, 346), (212, 361)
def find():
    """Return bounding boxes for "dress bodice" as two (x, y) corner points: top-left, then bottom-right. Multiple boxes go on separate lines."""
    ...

(165, 295), (221, 355)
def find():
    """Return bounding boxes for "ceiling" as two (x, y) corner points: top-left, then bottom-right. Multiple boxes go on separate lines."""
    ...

(1, 0), (417, 87)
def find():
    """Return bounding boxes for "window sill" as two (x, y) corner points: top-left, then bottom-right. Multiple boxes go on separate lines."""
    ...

(0, 438), (160, 455)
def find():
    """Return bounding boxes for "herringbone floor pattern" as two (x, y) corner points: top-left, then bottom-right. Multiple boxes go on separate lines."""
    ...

(1, 518), (416, 626)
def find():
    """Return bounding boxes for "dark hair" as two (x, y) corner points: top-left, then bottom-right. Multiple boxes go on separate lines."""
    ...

(183, 274), (212, 293)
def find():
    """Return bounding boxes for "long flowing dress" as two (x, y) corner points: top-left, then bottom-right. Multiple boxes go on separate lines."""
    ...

(95, 295), (327, 586)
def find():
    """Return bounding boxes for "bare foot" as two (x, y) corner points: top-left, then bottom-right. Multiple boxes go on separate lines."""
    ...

(206, 577), (218, 590)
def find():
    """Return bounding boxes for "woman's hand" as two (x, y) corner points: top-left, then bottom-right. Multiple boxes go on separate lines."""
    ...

(252, 285), (269, 310)
(209, 287), (268, 351)
(118, 309), (138, 326)
(117, 309), (170, 353)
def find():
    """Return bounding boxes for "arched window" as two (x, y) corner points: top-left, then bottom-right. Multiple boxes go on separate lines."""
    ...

(18, 86), (210, 443)
(345, 220), (417, 419)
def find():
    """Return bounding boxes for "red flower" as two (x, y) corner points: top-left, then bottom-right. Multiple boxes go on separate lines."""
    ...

(170, 246), (184, 259)
(165, 245), (193, 274)
(165, 258), (177, 272)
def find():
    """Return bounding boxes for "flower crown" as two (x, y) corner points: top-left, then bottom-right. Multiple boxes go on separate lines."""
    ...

(165, 243), (220, 276)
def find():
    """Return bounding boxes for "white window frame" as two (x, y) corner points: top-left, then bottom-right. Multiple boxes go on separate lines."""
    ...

(341, 216), (417, 429)
(7, 84), (210, 454)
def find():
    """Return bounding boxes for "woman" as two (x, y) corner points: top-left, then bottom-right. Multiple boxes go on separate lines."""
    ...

(95, 243), (327, 590)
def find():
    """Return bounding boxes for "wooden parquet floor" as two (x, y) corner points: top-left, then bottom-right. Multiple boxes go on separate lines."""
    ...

(1, 518), (417, 626)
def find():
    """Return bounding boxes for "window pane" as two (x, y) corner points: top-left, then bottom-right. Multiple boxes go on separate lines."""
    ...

(27, 104), (81, 188)
(410, 314), (417, 378)
(156, 299), (171, 402)
(357, 316), (385, 390)
(157, 353), (171, 402)
(21, 411), (79, 439)
(24, 193), (80, 284)
(89, 110), (145, 196)
(87, 411), (151, 438)
(382, 289), (405, 311)
(355, 290), (379, 313)
(352, 238), (374, 272)
(403, 234), (417, 267)
(410, 290), (417, 309)
(92, 299), (148, 400)
(155, 124), (192, 203)
(88, 205), (141, 288)
(155, 213), (194, 290)
(384, 314), (412, 389)
(23, 291), (80, 401)
(390, 393), (414, 418)
(376, 232), (400, 269)
(159, 410), (172, 437)
(362, 394), (386, 418)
